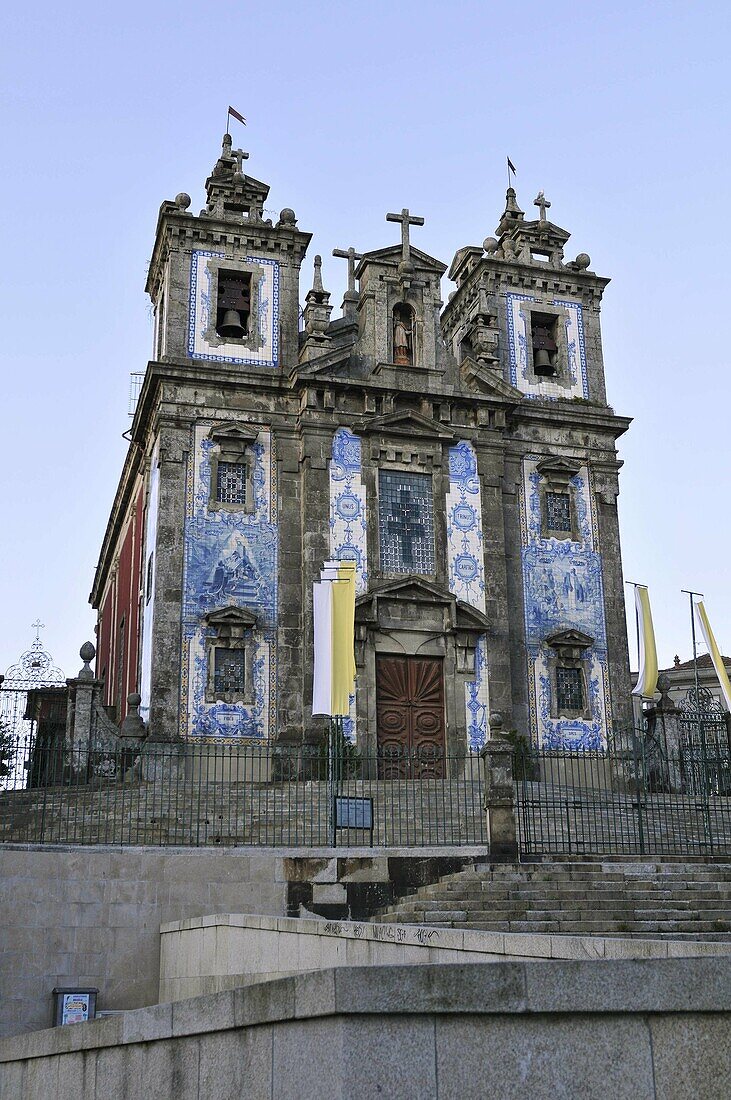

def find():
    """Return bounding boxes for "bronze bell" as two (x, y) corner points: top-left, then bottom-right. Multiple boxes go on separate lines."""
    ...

(533, 325), (557, 375)
(534, 348), (554, 375)
(218, 309), (245, 338)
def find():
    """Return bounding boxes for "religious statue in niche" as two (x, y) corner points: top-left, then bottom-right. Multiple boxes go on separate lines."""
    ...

(393, 303), (414, 366)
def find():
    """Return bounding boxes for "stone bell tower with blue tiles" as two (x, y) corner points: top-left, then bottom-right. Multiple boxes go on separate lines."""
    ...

(92, 136), (633, 753)
(442, 187), (633, 749)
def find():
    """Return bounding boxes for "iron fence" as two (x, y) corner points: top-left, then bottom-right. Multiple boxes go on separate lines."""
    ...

(515, 734), (731, 857)
(0, 739), (487, 848)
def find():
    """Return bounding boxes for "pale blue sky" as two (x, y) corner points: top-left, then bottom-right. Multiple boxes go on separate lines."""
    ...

(1, 0), (729, 679)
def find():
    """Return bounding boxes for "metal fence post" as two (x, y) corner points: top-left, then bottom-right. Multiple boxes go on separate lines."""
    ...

(480, 713), (518, 861)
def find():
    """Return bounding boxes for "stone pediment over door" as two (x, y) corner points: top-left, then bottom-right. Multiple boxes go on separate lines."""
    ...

(356, 577), (488, 638)
(360, 410), (458, 444)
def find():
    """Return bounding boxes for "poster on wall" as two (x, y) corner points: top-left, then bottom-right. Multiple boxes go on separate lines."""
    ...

(52, 987), (97, 1027)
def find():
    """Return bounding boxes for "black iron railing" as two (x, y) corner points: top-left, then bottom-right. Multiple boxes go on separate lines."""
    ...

(514, 736), (731, 857)
(0, 738), (487, 848)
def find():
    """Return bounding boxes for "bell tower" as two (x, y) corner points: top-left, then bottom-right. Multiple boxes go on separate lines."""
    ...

(145, 134), (311, 372)
(443, 186), (632, 748)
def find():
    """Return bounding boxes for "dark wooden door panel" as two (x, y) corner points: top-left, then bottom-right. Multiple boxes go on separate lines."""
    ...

(376, 655), (445, 778)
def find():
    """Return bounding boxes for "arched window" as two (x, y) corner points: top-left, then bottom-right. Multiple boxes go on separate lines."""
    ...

(392, 303), (415, 366)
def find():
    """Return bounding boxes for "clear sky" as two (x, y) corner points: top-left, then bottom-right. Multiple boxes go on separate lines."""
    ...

(1, 0), (729, 680)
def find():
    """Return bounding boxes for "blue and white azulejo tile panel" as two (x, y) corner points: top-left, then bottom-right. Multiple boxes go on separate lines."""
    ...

(329, 428), (368, 595)
(188, 250), (279, 366)
(446, 441), (486, 614)
(180, 422), (278, 741)
(520, 456), (609, 750)
(506, 293), (588, 400)
(446, 441), (489, 751)
(329, 428), (368, 743)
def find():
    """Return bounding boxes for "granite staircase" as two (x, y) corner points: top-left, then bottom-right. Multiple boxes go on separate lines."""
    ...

(374, 860), (731, 938)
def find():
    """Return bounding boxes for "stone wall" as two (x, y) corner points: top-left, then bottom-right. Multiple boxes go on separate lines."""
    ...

(0, 845), (475, 1038)
(0, 845), (285, 1039)
(0, 960), (728, 1099)
(159, 912), (731, 1005)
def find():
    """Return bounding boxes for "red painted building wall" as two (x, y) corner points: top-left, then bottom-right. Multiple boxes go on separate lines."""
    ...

(95, 483), (145, 723)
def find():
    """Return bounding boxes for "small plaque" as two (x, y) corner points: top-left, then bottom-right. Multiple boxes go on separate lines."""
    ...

(335, 796), (373, 830)
(52, 987), (97, 1027)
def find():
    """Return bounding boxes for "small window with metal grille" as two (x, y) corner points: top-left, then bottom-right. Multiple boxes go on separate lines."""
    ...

(555, 666), (584, 713)
(213, 648), (246, 696)
(216, 461), (247, 506)
(545, 490), (572, 533)
(378, 470), (435, 575)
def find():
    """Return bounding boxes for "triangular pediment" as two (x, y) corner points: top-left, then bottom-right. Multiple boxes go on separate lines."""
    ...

(546, 628), (594, 651)
(355, 245), (447, 277)
(205, 605), (258, 628)
(360, 409), (458, 442)
(535, 455), (582, 482)
(460, 358), (523, 401)
(209, 423), (259, 445)
(294, 345), (357, 379)
(356, 579), (489, 632)
(357, 577), (451, 607)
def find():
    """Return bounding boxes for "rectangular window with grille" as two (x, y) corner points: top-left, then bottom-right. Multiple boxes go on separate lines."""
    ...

(213, 648), (246, 695)
(378, 471), (435, 574)
(556, 666), (584, 713)
(216, 461), (247, 506)
(545, 490), (572, 533)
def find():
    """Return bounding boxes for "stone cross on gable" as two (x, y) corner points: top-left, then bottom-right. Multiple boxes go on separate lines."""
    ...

(386, 208), (425, 266)
(533, 191), (551, 223)
(332, 246), (363, 293)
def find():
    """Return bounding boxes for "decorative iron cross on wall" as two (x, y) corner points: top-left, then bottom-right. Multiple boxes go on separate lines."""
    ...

(385, 488), (426, 566)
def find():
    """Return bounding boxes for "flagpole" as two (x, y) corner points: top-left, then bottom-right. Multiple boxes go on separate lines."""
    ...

(681, 588), (705, 748)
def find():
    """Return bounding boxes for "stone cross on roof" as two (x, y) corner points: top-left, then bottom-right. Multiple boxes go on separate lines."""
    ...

(386, 208), (425, 268)
(533, 191), (551, 223)
(332, 246), (363, 294)
(231, 147), (249, 176)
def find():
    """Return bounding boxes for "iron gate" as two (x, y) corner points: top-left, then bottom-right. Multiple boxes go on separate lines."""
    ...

(515, 732), (731, 857)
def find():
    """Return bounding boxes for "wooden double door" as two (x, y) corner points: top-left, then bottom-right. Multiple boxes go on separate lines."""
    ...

(376, 655), (446, 778)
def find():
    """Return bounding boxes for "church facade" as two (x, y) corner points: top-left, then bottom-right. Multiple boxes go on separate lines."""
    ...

(91, 135), (632, 755)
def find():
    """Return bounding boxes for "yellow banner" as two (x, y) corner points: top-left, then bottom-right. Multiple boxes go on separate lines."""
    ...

(695, 601), (731, 713)
(632, 585), (658, 699)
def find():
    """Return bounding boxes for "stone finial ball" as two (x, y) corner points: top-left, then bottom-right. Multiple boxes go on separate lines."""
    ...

(80, 641), (96, 662)
(278, 207), (297, 225)
(575, 253), (591, 270)
(483, 236), (499, 254)
(127, 692), (142, 708)
(448, 291), (456, 301)
(489, 711), (504, 730)
(175, 192), (191, 210)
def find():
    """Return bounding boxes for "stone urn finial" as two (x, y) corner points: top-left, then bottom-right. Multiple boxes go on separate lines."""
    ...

(120, 692), (147, 741)
(78, 641), (96, 680)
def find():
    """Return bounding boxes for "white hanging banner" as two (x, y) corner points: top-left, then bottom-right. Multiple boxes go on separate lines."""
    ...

(312, 580), (333, 717)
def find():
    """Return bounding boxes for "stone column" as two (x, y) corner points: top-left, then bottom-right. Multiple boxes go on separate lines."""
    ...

(481, 713), (518, 860)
